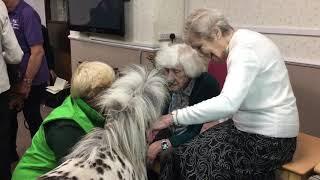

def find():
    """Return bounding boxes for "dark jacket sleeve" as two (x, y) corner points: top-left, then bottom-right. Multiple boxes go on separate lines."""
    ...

(169, 124), (203, 147)
(168, 73), (221, 147)
(44, 120), (86, 162)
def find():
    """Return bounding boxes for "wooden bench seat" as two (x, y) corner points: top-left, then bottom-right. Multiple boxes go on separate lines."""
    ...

(278, 133), (320, 180)
(314, 162), (320, 175)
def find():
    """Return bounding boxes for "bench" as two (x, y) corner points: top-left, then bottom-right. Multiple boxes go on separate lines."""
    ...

(315, 162), (320, 174)
(278, 133), (320, 180)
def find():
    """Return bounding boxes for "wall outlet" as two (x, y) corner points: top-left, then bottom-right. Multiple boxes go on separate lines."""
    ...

(158, 33), (181, 41)
(159, 33), (172, 41)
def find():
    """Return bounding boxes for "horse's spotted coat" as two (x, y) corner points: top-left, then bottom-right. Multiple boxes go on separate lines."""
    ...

(39, 148), (137, 180)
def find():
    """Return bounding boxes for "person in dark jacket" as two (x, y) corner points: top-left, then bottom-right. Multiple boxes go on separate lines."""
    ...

(147, 44), (220, 179)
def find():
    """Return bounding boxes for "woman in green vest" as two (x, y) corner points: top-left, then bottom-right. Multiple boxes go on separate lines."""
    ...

(12, 61), (115, 180)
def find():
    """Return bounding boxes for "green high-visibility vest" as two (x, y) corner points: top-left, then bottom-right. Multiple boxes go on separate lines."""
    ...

(12, 96), (104, 180)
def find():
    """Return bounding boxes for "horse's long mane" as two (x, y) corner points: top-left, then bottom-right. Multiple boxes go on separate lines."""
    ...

(63, 65), (168, 179)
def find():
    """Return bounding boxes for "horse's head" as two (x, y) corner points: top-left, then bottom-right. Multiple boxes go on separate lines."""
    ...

(93, 65), (169, 178)
(97, 65), (168, 131)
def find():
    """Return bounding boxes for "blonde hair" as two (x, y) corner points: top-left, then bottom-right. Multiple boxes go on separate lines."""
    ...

(70, 61), (115, 100)
(155, 43), (206, 78)
(184, 8), (233, 43)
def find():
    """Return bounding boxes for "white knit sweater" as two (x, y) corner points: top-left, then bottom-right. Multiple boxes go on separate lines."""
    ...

(174, 29), (299, 138)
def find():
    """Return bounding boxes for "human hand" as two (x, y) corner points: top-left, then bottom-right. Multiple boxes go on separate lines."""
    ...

(201, 121), (219, 133)
(147, 129), (157, 144)
(9, 93), (24, 111)
(12, 80), (31, 99)
(151, 114), (173, 132)
(147, 140), (162, 165)
(147, 115), (173, 143)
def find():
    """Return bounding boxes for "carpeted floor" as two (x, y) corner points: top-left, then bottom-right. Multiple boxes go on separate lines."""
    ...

(16, 105), (52, 158)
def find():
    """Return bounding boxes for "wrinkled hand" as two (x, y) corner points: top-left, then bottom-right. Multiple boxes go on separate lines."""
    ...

(147, 129), (157, 144)
(151, 114), (173, 132)
(147, 140), (162, 165)
(201, 121), (219, 133)
(9, 93), (24, 111)
(147, 115), (173, 143)
(12, 81), (31, 99)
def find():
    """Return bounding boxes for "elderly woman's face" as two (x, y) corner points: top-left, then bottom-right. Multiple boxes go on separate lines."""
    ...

(189, 34), (228, 63)
(163, 65), (190, 92)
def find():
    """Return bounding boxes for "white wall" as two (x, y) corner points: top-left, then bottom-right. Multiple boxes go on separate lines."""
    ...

(24, 0), (46, 25)
(25, 0), (183, 39)
(72, 0), (185, 47)
(188, 0), (320, 28)
(73, 0), (320, 61)
(70, 0), (320, 61)
(153, 0), (185, 43)
(70, 0), (320, 65)
(123, 0), (158, 45)
(22, 0), (318, 57)
(186, 0), (320, 66)
(186, 0), (320, 137)
(69, 0), (320, 138)
(69, 0), (186, 83)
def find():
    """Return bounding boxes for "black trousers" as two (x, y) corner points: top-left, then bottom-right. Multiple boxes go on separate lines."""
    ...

(0, 90), (12, 180)
(9, 83), (46, 163)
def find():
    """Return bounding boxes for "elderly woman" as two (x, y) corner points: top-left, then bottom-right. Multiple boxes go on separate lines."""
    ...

(12, 61), (115, 180)
(150, 9), (299, 180)
(147, 44), (220, 178)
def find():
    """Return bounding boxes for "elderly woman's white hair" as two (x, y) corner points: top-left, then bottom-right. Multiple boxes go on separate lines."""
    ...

(70, 61), (115, 100)
(155, 43), (207, 78)
(184, 8), (233, 43)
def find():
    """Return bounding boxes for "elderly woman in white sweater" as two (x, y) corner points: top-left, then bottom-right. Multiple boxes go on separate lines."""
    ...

(150, 8), (299, 180)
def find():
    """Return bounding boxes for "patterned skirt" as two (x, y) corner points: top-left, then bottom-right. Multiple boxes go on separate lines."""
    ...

(160, 120), (296, 180)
